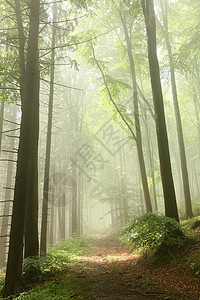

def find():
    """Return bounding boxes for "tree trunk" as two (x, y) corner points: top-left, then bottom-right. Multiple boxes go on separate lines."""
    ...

(143, 109), (158, 211)
(0, 101), (5, 154)
(0, 105), (17, 269)
(40, 4), (57, 254)
(24, 64), (39, 258)
(119, 148), (129, 223)
(48, 183), (55, 245)
(72, 160), (78, 235)
(142, 0), (179, 221)
(193, 87), (200, 152)
(160, 0), (193, 218)
(77, 170), (81, 235)
(3, 0), (40, 296)
(120, 13), (152, 213)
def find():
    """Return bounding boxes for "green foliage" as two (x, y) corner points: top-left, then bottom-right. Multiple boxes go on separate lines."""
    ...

(180, 215), (200, 240)
(121, 213), (187, 257)
(141, 279), (156, 287)
(101, 75), (131, 101)
(22, 253), (68, 284)
(48, 236), (89, 258)
(187, 249), (200, 277)
(23, 237), (89, 284)
(14, 275), (84, 299)
(23, 257), (43, 284)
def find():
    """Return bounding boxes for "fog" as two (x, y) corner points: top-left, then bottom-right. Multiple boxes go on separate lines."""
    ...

(0, 0), (200, 266)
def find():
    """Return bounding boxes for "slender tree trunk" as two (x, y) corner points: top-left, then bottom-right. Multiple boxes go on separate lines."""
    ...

(120, 13), (152, 213)
(119, 148), (129, 223)
(0, 101), (5, 154)
(0, 105), (17, 269)
(143, 110), (158, 211)
(72, 160), (78, 235)
(142, 0), (179, 221)
(3, 0), (40, 296)
(77, 171), (81, 235)
(40, 4), (57, 254)
(160, 0), (193, 218)
(24, 64), (40, 258)
(49, 184), (55, 245)
(193, 87), (200, 151)
(80, 170), (84, 235)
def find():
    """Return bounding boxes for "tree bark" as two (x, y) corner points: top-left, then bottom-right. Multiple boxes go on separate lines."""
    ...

(3, 0), (40, 296)
(119, 147), (129, 223)
(72, 160), (78, 235)
(24, 63), (40, 258)
(142, 0), (179, 221)
(193, 87), (200, 152)
(143, 109), (158, 211)
(160, 0), (193, 218)
(0, 101), (5, 153)
(120, 13), (152, 213)
(0, 105), (17, 269)
(40, 4), (57, 254)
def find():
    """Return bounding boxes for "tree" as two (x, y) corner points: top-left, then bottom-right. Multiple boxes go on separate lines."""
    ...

(120, 11), (152, 213)
(40, 3), (57, 255)
(0, 101), (4, 153)
(159, 0), (193, 219)
(3, 0), (40, 295)
(0, 104), (17, 269)
(141, 0), (179, 221)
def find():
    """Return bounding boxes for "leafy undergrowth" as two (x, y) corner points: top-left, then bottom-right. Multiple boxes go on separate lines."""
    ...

(1, 216), (200, 299)
(181, 216), (200, 276)
(0, 236), (89, 299)
(13, 275), (84, 300)
(121, 213), (190, 264)
(22, 236), (89, 285)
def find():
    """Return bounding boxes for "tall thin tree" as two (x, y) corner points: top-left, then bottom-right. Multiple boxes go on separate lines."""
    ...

(142, 0), (179, 221)
(160, 0), (193, 218)
(120, 12), (152, 213)
(3, 0), (40, 295)
(40, 3), (57, 254)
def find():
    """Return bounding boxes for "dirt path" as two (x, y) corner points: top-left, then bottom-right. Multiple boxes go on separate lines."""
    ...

(65, 236), (200, 300)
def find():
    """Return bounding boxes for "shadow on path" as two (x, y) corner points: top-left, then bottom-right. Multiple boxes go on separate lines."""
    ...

(65, 235), (200, 300)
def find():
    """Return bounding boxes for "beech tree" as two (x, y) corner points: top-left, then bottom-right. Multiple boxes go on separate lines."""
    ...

(142, 0), (179, 221)
(159, 0), (193, 219)
(120, 11), (152, 213)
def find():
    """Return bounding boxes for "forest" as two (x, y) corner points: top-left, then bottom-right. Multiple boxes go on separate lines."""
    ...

(0, 0), (200, 299)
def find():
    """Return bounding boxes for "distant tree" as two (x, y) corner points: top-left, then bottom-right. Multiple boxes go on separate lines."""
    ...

(40, 3), (57, 255)
(0, 104), (17, 269)
(142, 0), (179, 221)
(0, 101), (4, 153)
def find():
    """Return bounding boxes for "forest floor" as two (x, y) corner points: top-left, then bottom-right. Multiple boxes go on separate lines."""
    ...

(64, 235), (200, 300)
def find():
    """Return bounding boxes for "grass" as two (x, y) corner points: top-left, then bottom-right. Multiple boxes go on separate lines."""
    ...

(106, 255), (119, 262)
(0, 236), (89, 299)
(12, 275), (84, 300)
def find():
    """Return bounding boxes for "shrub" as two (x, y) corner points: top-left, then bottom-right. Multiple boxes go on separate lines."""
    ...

(23, 236), (89, 284)
(23, 257), (43, 284)
(121, 213), (188, 261)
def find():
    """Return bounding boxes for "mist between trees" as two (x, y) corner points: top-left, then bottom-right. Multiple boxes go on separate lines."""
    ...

(0, 0), (200, 296)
